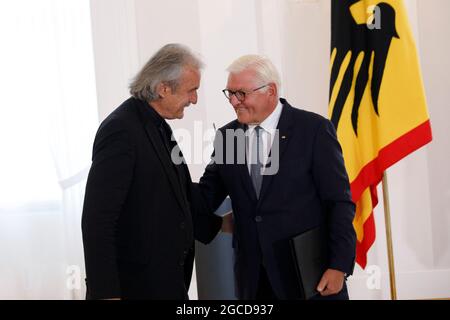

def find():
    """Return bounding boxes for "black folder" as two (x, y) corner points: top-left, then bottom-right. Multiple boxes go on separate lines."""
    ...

(290, 225), (328, 300)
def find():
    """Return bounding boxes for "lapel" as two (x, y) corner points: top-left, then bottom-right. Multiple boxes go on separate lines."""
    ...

(135, 100), (190, 217)
(257, 99), (294, 205)
(174, 150), (191, 207)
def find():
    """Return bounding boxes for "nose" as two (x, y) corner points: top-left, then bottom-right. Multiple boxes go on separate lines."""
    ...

(229, 94), (241, 106)
(191, 91), (198, 104)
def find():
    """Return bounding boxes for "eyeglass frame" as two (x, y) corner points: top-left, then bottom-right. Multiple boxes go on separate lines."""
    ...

(222, 84), (270, 102)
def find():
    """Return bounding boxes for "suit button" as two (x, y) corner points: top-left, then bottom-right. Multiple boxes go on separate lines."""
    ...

(180, 222), (185, 229)
(255, 216), (262, 223)
(179, 259), (185, 266)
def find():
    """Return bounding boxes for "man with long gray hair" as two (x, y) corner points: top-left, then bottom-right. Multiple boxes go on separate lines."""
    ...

(82, 44), (223, 300)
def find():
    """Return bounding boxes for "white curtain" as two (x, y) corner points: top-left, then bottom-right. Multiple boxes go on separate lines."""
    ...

(0, 0), (98, 299)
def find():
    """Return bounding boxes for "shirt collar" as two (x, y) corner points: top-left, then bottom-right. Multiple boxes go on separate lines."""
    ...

(143, 101), (174, 135)
(248, 101), (283, 134)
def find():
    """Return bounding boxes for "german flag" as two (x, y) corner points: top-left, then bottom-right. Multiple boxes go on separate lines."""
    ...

(328, 0), (432, 268)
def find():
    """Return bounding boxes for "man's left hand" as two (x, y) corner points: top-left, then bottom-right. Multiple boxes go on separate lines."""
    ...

(316, 268), (345, 296)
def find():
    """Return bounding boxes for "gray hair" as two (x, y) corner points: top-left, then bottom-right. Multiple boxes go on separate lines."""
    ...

(226, 55), (281, 92)
(130, 43), (204, 102)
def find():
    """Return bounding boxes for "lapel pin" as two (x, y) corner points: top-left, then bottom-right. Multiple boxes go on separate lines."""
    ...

(282, 136), (287, 139)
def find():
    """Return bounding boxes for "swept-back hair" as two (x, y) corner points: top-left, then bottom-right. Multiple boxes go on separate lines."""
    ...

(130, 43), (204, 102)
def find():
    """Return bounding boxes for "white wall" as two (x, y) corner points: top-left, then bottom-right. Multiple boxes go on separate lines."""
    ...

(89, 0), (140, 121)
(89, 0), (450, 300)
(417, 0), (450, 269)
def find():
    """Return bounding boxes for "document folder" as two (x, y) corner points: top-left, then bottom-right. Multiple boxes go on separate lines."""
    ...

(290, 225), (328, 300)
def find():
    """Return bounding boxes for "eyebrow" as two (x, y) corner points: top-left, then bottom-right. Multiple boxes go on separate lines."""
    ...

(226, 87), (245, 91)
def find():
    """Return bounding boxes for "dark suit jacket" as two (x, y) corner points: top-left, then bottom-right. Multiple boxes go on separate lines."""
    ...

(81, 97), (222, 300)
(199, 98), (356, 299)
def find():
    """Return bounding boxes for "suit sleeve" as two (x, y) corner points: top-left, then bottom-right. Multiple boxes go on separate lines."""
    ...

(81, 119), (135, 299)
(312, 119), (356, 275)
(190, 182), (223, 244)
(198, 130), (230, 222)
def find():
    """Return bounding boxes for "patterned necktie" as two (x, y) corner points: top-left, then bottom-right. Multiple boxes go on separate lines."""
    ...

(250, 126), (263, 198)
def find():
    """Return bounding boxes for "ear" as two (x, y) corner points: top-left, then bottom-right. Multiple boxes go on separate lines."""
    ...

(157, 82), (171, 98)
(268, 83), (278, 97)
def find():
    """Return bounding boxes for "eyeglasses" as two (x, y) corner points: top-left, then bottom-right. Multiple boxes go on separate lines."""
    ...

(222, 84), (270, 102)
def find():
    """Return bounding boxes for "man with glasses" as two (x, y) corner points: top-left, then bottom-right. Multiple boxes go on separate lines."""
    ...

(199, 55), (356, 300)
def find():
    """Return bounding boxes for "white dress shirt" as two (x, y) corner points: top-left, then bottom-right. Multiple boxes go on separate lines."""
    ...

(247, 101), (283, 174)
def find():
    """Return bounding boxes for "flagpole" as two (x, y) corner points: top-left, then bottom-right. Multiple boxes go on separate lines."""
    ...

(382, 171), (397, 300)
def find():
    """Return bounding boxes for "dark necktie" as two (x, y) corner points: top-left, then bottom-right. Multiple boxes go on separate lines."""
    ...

(250, 126), (263, 198)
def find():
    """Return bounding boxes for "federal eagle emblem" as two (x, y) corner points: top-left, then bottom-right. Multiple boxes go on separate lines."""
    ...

(330, 0), (399, 136)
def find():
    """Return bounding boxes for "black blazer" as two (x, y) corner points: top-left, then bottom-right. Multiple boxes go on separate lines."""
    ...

(199, 99), (356, 299)
(82, 97), (222, 300)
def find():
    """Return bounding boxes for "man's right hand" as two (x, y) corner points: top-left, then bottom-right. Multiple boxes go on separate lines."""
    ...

(221, 213), (234, 234)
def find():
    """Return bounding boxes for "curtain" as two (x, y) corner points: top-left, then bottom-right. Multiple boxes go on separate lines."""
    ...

(0, 0), (98, 299)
